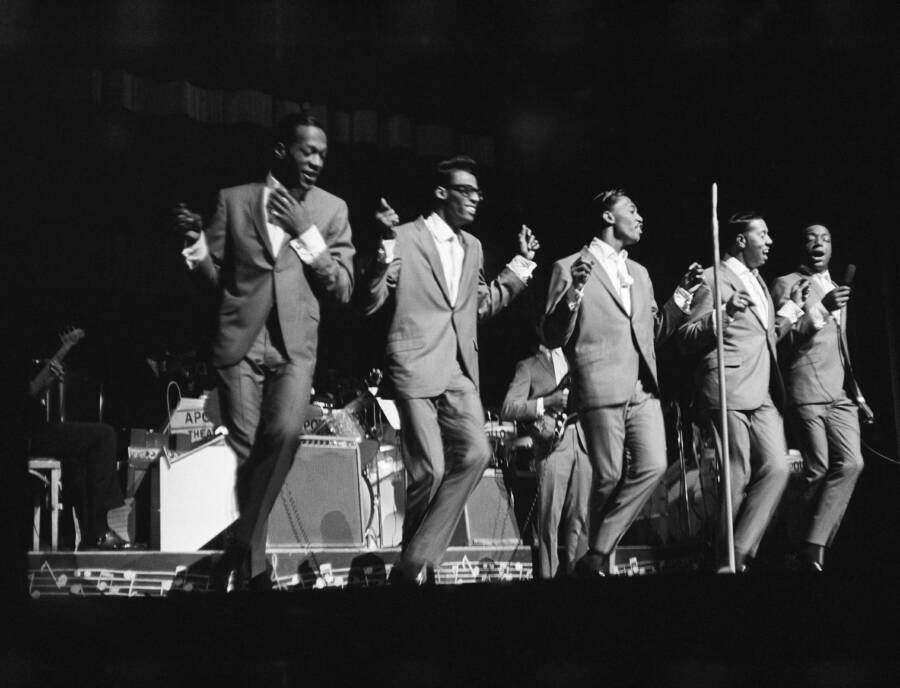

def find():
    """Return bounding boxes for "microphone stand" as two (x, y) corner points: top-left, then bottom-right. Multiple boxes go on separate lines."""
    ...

(711, 183), (736, 574)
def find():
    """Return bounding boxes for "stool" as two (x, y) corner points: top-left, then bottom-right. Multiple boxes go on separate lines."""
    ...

(28, 458), (62, 551)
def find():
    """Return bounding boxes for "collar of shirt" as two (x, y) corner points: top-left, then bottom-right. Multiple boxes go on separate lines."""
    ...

(424, 212), (458, 244)
(588, 237), (627, 264)
(724, 255), (754, 279)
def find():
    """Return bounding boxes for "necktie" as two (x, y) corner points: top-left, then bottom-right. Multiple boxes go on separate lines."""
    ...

(448, 235), (462, 304)
(749, 268), (768, 323)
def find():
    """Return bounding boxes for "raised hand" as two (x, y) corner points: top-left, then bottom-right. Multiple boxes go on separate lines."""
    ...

(517, 225), (540, 260)
(725, 290), (756, 317)
(789, 278), (810, 306)
(821, 285), (851, 312)
(375, 197), (399, 239)
(678, 262), (704, 292)
(570, 257), (593, 290)
(173, 203), (203, 246)
(266, 187), (310, 239)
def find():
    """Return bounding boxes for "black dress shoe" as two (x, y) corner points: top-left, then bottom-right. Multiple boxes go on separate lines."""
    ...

(572, 553), (608, 579)
(91, 530), (143, 551)
(208, 546), (248, 593)
(387, 560), (425, 587)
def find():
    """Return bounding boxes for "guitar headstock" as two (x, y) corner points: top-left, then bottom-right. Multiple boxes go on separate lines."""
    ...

(59, 327), (86, 348)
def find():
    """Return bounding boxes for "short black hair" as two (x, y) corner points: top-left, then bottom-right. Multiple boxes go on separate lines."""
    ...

(724, 210), (764, 244)
(434, 155), (478, 189)
(272, 109), (324, 147)
(591, 189), (629, 224)
(592, 188), (628, 213)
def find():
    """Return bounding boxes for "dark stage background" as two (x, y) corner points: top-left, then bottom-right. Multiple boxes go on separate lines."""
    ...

(4, 1), (900, 585)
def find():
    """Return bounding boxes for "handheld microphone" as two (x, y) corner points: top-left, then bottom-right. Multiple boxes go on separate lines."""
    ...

(842, 264), (856, 287)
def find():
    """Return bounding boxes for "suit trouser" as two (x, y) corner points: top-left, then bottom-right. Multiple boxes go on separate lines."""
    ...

(534, 423), (591, 578)
(396, 364), (493, 569)
(29, 421), (124, 543)
(216, 323), (312, 578)
(708, 399), (791, 561)
(580, 381), (668, 556)
(789, 398), (863, 548)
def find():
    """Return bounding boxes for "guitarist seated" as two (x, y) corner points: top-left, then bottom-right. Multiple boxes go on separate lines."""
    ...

(501, 339), (590, 578)
(28, 335), (137, 551)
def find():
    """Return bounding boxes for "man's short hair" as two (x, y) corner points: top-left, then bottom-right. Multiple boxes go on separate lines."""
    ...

(724, 211), (764, 244)
(591, 189), (628, 221)
(434, 156), (478, 189)
(272, 110), (324, 147)
(592, 189), (628, 218)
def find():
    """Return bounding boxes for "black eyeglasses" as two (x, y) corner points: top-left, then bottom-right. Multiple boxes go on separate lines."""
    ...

(446, 184), (485, 200)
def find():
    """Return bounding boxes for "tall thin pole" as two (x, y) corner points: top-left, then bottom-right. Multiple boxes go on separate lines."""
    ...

(710, 182), (736, 574)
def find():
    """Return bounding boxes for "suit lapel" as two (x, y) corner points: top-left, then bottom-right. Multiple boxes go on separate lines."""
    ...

(585, 247), (628, 317)
(458, 230), (478, 307)
(250, 184), (276, 263)
(415, 217), (453, 306)
(720, 261), (767, 331)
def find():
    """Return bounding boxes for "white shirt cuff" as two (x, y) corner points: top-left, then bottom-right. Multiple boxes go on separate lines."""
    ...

(182, 231), (209, 269)
(674, 287), (693, 314)
(805, 301), (829, 331)
(777, 301), (804, 324)
(289, 224), (327, 264)
(535, 397), (545, 417)
(507, 255), (537, 283)
(567, 285), (584, 312)
(378, 238), (396, 264)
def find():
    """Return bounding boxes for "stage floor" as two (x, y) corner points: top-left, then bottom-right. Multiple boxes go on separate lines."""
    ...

(7, 567), (900, 688)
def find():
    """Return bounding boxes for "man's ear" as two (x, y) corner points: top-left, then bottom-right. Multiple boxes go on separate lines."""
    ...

(435, 186), (448, 201)
(273, 142), (286, 159)
(602, 209), (615, 226)
(735, 233), (747, 249)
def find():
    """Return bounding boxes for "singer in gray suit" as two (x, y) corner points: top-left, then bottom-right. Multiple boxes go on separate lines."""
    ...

(770, 224), (873, 571)
(678, 212), (807, 572)
(360, 156), (540, 584)
(177, 112), (355, 589)
(543, 189), (703, 577)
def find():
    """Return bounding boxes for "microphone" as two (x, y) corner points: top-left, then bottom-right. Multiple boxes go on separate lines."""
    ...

(842, 264), (856, 287)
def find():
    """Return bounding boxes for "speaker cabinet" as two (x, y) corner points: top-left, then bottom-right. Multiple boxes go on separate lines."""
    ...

(268, 436), (377, 548)
(452, 469), (521, 546)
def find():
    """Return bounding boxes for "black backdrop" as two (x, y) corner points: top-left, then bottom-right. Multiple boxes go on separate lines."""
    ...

(5, 0), (900, 581)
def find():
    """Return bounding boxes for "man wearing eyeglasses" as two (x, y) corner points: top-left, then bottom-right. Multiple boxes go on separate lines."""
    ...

(543, 189), (703, 577)
(361, 155), (540, 584)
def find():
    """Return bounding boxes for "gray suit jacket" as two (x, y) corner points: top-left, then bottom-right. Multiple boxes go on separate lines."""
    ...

(678, 261), (793, 412)
(542, 247), (685, 409)
(193, 183), (355, 368)
(360, 216), (527, 399)
(501, 351), (586, 460)
(770, 268), (861, 406)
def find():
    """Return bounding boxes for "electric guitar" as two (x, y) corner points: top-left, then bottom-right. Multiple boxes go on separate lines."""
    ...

(529, 373), (578, 453)
(28, 327), (86, 402)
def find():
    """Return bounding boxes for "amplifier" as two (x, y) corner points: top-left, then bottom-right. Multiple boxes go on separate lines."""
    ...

(267, 436), (378, 548)
(451, 469), (521, 546)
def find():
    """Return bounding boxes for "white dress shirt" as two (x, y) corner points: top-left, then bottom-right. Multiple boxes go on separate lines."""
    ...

(378, 213), (537, 301)
(535, 345), (569, 416)
(424, 213), (466, 305)
(182, 173), (327, 268)
(568, 238), (694, 315)
(720, 255), (803, 330)
(725, 256), (770, 324)
(805, 270), (841, 329)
